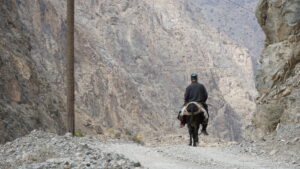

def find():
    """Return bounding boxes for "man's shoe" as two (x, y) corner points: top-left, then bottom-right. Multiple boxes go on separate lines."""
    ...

(201, 130), (209, 136)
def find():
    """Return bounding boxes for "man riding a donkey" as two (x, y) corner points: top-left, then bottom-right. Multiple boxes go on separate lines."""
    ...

(178, 74), (209, 146)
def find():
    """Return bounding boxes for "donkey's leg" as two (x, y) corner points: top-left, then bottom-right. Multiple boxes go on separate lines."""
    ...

(193, 126), (200, 147)
(192, 115), (201, 147)
(188, 127), (193, 146)
(192, 127), (198, 147)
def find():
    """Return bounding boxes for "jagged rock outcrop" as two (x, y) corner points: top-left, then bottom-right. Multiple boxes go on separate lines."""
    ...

(254, 0), (300, 135)
(0, 0), (66, 144)
(0, 0), (257, 142)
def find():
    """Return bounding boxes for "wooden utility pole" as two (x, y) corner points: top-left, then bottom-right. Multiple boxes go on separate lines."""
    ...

(67, 0), (75, 136)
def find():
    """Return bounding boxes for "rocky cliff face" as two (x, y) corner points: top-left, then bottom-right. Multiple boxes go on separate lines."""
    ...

(0, 0), (66, 143)
(183, 0), (265, 69)
(0, 0), (257, 143)
(255, 0), (300, 135)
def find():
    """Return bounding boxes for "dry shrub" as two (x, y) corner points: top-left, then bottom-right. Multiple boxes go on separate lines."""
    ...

(75, 130), (85, 137)
(254, 102), (284, 133)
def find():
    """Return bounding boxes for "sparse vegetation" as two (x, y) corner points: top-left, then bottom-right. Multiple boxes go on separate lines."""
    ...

(254, 103), (284, 133)
(106, 128), (115, 134)
(131, 135), (144, 145)
(75, 130), (85, 137)
(124, 129), (144, 145)
(125, 129), (134, 136)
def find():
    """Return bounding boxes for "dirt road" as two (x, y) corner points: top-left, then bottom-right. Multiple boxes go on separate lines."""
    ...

(1, 130), (298, 169)
(97, 142), (297, 169)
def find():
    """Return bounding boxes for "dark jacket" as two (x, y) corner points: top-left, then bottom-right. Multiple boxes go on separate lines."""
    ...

(184, 82), (208, 105)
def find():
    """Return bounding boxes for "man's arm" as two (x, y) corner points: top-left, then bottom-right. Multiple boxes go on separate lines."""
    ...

(184, 86), (190, 105)
(203, 85), (208, 102)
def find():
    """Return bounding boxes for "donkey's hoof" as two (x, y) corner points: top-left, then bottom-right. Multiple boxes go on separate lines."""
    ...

(201, 130), (209, 136)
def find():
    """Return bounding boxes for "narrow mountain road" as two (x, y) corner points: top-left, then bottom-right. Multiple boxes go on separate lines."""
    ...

(96, 142), (295, 169)
(1, 131), (298, 169)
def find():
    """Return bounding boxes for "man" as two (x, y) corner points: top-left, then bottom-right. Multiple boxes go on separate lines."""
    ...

(180, 73), (209, 135)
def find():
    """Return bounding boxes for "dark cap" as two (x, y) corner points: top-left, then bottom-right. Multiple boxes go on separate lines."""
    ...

(191, 74), (198, 78)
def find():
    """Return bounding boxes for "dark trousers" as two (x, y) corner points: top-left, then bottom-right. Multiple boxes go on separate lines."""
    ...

(201, 103), (209, 128)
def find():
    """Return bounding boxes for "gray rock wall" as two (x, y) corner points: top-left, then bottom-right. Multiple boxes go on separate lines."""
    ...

(254, 0), (300, 135)
(0, 0), (66, 143)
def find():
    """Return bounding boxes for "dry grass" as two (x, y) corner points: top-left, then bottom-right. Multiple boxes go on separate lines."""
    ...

(75, 130), (85, 137)
(254, 103), (284, 133)
(125, 129), (144, 145)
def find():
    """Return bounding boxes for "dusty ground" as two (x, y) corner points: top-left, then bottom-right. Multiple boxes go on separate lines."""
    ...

(98, 143), (294, 169)
(98, 132), (299, 169)
(0, 129), (299, 169)
(97, 123), (300, 169)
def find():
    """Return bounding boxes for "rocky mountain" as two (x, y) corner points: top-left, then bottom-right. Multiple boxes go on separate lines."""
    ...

(0, 0), (258, 143)
(183, 0), (265, 68)
(254, 0), (300, 136)
(0, 0), (66, 143)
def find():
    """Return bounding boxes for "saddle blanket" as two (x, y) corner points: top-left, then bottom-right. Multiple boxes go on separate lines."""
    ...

(179, 102), (209, 119)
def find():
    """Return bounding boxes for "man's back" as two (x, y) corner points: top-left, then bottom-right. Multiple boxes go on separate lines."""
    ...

(184, 82), (208, 104)
(180, 74), (209, 135)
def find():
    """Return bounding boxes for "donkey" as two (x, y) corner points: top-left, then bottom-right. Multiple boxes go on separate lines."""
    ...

(180, 102), (208, 147)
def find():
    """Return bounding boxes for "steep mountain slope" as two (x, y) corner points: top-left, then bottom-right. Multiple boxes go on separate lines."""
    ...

(183, 0), (265, 68)
(0, 0), (66, 144)
(0, 0), (257, 143)
(73, 0), (257, 141)
(254, 0), (300, 135)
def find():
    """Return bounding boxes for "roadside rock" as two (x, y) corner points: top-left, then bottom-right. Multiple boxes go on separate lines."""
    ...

(0, 130), (143, 169)
(269, 149), (278, 156)
(241, 124), (300, 166)
(254, 0), (300, 135)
